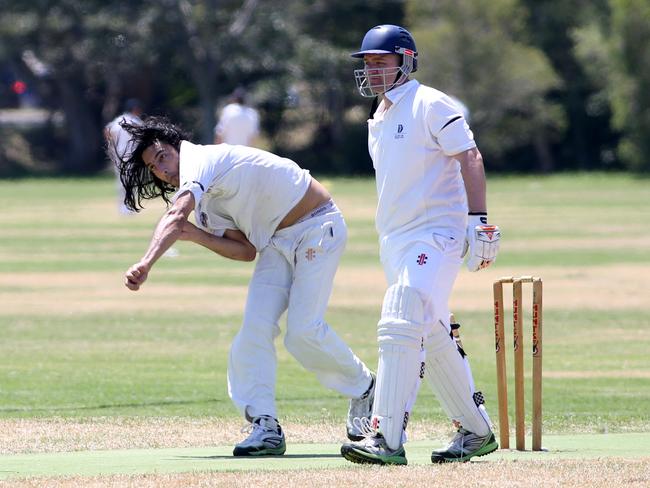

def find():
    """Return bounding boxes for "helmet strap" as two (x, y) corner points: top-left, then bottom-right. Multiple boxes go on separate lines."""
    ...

(386, 54), (413, 93)
(368, 96), (379, 119)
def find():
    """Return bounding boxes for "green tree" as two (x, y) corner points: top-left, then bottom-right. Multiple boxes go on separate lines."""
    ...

(406, 0), (564, 172)
(0, 1), (147, 173)
(573, 0), (650, 172)
(0, 0), (405, 176)
(522, 0), (619, 170)
(266, 0), (406, 174)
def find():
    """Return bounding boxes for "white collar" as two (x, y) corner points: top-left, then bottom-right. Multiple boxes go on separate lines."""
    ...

(384, 79), (419, 106)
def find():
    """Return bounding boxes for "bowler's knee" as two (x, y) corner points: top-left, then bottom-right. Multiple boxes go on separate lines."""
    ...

(284, 320), (327, 356)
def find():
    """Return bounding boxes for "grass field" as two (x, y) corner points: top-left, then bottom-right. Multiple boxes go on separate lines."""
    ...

(1, 173), (649, 486)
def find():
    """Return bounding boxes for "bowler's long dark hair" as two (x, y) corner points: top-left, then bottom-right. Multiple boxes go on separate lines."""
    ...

(108, 116), (190, 212)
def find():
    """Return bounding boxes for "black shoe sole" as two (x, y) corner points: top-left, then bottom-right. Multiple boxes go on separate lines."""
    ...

(341, 445), (407, 466)
(233, 447), (286, 457)
(341, 445), (387, 465)
(430, 442), (498, 463)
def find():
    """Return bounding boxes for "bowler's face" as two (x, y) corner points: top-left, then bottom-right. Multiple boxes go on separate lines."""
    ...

(142, 141), (180, 187)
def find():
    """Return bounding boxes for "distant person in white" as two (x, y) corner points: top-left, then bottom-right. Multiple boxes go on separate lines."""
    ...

(341, 24), (501, 466)
(214, 87), (260, 146)
(104, 99), (143, 215)
(110, 116), (375, 458)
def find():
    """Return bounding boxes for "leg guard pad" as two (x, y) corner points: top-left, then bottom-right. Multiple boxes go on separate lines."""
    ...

(424, 322), (491, 436)
(372, 285), (426, 450)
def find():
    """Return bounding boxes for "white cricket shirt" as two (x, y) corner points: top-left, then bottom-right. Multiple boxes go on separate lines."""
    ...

(214, 103), (260, 146)
(174, 141), (311, 250)
(368, 80), (476, 243)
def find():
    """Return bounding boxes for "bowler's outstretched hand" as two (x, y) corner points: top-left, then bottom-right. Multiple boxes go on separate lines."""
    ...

(125, 261), (150, 291)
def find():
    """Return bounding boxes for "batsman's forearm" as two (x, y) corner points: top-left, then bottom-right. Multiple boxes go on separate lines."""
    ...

(465, 178), (487, 213)
(459, 149), (487, 213)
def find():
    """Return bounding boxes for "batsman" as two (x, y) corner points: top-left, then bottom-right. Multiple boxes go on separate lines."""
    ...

(341, 24), (501, 465)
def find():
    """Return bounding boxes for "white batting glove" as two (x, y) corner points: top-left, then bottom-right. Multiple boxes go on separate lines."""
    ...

(462, 213), (501, 272)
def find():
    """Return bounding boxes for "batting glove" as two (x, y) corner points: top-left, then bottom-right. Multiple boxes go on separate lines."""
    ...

(462, 213), (501, 272)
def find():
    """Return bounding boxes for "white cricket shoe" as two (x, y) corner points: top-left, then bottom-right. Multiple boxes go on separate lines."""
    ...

(346, 373), (375, 441)
(430, 427), (498, 463)
(341, 427), (407, 466)
(233, 415), (286, 456)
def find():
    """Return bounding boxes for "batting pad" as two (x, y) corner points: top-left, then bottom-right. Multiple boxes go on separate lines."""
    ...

(373, 285), (426, 450)
(424, 323), (491, 436)
(450, 316), (493, 427)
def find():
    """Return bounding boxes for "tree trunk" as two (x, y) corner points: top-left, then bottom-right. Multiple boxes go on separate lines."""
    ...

(533, 129), (554, 173)
(56, 76), (101, 174)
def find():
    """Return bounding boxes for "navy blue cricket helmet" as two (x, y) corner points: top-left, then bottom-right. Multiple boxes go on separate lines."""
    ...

(351, 25), (418, 97)
(351, 24), (418, 72)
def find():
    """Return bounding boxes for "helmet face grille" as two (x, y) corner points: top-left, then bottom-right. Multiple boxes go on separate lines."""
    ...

(353, 56), (414, 98)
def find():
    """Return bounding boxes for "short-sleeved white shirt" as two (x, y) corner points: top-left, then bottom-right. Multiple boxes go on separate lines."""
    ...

(214, 103), (260, 146)
(367, 79), (475, 243)
(105, 112), (142, 160)
(173, 141), (311, 251)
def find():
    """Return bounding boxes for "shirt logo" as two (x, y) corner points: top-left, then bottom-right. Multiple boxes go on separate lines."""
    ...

(200, 212), (208, 227)
(417, 253), (428, 265)
(395, 123), (405, 139)
(305, 248), (317, 261)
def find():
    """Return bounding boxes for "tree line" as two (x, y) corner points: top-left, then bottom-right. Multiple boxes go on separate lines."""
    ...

(0, 0), (648, 176)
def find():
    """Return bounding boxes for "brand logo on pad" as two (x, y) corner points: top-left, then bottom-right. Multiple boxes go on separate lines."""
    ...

(416, 253), (428, 265)
(305, 248), (316, 261)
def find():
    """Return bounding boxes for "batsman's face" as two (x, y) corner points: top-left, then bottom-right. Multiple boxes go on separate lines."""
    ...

(143, 141), (180, 187)
(363, 53), (401, 94)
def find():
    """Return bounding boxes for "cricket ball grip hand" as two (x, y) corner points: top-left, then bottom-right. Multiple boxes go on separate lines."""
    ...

(463, 213), (501, 272)
(125, 261), (150, 290)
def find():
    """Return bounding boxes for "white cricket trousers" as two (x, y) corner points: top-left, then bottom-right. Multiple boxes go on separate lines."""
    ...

(228, 203), (372, 419)
(380, 232), (462, 331)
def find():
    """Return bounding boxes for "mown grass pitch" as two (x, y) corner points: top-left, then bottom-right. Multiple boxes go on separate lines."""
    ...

(0, 173), (649, 485)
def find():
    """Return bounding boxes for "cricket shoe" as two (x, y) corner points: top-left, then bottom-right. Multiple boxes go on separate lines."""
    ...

(341, 417), (407, 465)
(341, 434), (407, 466)
(346, 373), (376, 441)
(430, 427), (498, 463)
(233, 415), (286, 456)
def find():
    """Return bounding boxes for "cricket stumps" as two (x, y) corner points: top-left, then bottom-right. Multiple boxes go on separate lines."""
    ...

(493, 276), (543, 451)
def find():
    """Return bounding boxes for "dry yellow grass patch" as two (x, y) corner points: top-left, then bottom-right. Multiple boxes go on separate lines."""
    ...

(0, 272), (248, 316)
(332, 263), (649, 312)
(3, 459), (649, 488)
(450, 263), (649, 312)
(0, 418), (452, 455)
(1, 263), (646, 318)
(502, 236), (650, 251)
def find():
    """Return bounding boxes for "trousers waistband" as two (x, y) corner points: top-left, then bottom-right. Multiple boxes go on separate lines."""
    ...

(295, 199), (336, 225)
